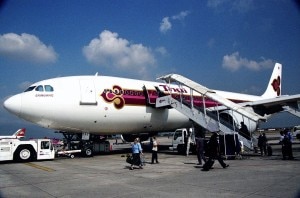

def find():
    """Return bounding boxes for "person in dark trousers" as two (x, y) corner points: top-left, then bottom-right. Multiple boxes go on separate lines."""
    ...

(279, 131), (287, 159)
(196, 133), (206, 165)
(130, 138), (143, 170)
(257, 133), (267, 156)
(283, 129), (294, 160)
(202, 132), (229, 171)
(151, 136), (159, 164)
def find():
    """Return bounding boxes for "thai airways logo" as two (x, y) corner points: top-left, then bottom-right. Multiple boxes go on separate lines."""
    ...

(271, 76), (281, 96)
(101, 85), (125, 109)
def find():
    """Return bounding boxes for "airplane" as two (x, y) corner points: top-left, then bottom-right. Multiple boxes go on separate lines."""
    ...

(3, 63), (300, 145)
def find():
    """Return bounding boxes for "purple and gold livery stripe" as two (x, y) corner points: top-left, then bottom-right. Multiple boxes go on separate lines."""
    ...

(100, 85), (248, 110)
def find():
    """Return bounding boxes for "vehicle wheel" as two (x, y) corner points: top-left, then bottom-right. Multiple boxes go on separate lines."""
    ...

(70, 154), (75, 159)
(83, 147), (93, 157)
(15, 146), (33, 162)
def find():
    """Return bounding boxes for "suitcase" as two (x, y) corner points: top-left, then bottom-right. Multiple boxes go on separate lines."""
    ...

(126, 154), (142, 166)
(202, 159), (215, 170)
(267, 145), (272, 156)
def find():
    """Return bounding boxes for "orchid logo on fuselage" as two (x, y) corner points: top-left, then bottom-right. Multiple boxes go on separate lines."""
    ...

(100, 84), (189, 110)
(101, 85), (125, 109)
(271, 76), (281, 96)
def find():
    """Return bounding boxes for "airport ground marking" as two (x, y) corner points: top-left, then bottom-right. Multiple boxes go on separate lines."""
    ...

(24, 162), (55, 172)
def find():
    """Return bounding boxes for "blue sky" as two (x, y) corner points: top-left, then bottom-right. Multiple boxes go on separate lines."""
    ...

(0, 0), (300, 138)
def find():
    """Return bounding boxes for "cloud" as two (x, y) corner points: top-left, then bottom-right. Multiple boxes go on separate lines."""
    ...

(207, 0), (254, 13)
(160, 17), (172, 34)
(222, 52), (274, 71)
(83, 30), (156, 76)
(159, 10), (190, 34)
(0, 33), (58, 64)
(171, 10), (191, 21)
(155, 46), (168, 56)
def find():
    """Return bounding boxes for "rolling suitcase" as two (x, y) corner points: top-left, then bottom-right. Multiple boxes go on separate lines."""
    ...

(202, 159), (215, 170)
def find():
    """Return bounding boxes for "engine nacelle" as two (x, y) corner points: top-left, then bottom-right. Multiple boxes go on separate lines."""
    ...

(219, 110), (258, 133)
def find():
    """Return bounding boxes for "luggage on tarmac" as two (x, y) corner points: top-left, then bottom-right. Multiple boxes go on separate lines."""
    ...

(267, 145), (272, 156)
(202, 159), (215, 170)
(126, 154), (144, 166)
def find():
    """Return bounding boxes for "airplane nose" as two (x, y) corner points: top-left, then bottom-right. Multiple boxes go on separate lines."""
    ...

(3, 94), (21, 116)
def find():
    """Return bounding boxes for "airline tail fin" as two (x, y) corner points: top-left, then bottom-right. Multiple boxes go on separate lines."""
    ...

(12, 128), (26, 138)
(261, 63), (282, 99)
(0, 128), (26, 139)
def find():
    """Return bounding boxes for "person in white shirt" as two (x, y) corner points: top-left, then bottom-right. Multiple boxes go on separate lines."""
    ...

(151, 136), (159, 164)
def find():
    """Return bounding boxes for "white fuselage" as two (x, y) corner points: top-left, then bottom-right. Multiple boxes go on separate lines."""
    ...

(4, 75), (263, 135)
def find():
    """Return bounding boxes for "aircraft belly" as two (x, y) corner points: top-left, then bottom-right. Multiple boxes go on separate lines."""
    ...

(83, 106), (191, 134)
(49, 105), (190, 134)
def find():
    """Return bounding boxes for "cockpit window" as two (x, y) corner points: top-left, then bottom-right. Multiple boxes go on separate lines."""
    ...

(24, 86), (36, 92)
(45, 85), (54, 92)
(24, 85), (54, 92)
(35, 85), (44, 92)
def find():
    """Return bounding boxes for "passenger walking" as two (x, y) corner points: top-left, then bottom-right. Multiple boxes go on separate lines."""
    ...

(130, 138), (143, 170)
(202, 132), (229, 171)
(196, 133), (206, 165)
(151, 136), (159, 164)
(283, 129), (294, 160)
(240, 121), (250, 140)
(279, 131), (287, 159)
(257, 133), (267, 156)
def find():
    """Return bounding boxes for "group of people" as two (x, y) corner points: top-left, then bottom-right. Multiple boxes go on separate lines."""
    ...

(129, 126), (296, 171)
(129, 132), (229, 171)
(279, 129), (294, 160)
(129, 136), (159, 170)
(257, 129), (294, 160)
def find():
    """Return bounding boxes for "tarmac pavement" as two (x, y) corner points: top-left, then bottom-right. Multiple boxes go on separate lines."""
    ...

(0, 144), (299, 198)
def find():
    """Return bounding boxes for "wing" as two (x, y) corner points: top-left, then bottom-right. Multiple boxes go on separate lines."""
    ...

(243, 94), (300, 117)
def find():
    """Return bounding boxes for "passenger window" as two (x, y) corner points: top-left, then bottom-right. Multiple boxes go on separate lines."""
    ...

(35, 85), (44, 92)
(45, 85), (54, 92)
(24, 86), (36, 92)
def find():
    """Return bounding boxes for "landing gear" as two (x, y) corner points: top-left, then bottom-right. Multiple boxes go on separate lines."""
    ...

(60, 132), (94, 157)
(81, 141), (93, 157)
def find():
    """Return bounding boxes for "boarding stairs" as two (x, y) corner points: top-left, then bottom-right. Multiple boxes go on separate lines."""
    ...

(155, 74), (266, 151)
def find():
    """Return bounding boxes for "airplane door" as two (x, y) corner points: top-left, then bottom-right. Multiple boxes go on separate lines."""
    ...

(79, 80), (97, 105)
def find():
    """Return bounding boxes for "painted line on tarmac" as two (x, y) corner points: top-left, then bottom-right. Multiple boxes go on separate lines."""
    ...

(24, 162), (55, 172)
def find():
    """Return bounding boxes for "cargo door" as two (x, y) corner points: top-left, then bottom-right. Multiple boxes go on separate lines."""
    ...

(79, 80), (97, 105)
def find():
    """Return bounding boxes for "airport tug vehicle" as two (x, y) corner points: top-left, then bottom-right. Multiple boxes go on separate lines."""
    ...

(0, 128), (55, 162)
